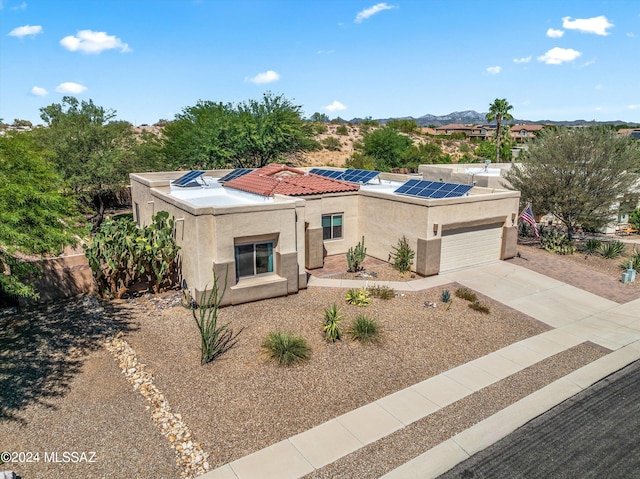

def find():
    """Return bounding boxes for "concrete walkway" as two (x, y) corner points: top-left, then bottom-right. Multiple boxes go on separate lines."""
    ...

(199, 261), (640, 479)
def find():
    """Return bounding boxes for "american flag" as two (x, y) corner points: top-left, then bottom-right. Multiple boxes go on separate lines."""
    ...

(520, 204), (539, 238)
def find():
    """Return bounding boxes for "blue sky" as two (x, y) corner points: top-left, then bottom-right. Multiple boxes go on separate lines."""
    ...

(1, 0), (639, 125)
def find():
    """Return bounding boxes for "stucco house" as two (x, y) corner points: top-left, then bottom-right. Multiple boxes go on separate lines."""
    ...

(130, 165), (520, 305)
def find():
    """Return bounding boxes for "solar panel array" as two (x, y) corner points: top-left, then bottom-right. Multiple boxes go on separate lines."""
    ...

(394, 179), (473, 199)
(218, 168), (254, 182)
(172, 170), (205, 187)
(309, 168), (380, 184)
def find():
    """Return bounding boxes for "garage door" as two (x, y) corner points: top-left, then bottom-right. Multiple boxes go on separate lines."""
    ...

(440, 224), (503, 272)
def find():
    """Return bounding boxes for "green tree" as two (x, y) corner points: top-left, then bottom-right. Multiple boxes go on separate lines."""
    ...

(34, 96), (162, 223)
(486, 98), (514, 164)
(504, 126), (640, 239)
(162, 93), (318, 169)
(386, 119), (419, 134)
(358, 125), (412, 171)
(309, 112), (329, 123)
(232, 92), (318, 167)
(0, 133), (82, 300)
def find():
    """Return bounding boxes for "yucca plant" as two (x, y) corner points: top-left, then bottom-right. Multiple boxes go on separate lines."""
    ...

(345, 287), (371, 306)
(349, 314), (380, 343)
(323, 303), (344, 342)
(440, 289), (451, 303)
(599, 240), (625, 259)
(262, 331), (310, 366)
(581, 238), (602, 255)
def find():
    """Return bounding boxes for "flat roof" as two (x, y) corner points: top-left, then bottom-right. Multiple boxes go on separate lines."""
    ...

(167, 177), (274, 207)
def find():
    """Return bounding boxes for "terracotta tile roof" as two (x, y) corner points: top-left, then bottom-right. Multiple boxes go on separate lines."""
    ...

(224, 164), (360, 197)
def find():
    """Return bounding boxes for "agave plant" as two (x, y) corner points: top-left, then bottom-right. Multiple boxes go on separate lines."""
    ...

(599, 240), (625, 259)
(440, 289), (451, 303)
(345, 287), (371, 306)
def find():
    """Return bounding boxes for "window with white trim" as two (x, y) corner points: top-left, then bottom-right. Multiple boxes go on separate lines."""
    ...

(322, 214), (343, 240)
(234, 241), (274, 280)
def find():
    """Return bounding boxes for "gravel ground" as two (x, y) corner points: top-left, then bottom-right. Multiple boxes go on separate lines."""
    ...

(123, 284), (549, 469)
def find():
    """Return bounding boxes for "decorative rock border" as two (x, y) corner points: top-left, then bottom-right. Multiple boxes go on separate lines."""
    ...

(105, 332), (210, 479)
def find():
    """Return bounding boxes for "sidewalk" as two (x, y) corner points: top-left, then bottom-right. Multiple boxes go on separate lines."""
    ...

(199, 261), (640, 479)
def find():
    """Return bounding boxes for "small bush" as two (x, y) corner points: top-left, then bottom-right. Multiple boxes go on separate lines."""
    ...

(368, 284), (395, 300)
(599, 240), (625, 259)
(621, 248), (640, 271)
(468, 302), (490, 314)
(336, 124), (349, 135)
(540, 230), (575, 255)
(321, 136), (341, 151)
(323, 303), (344, 342)
(455, 287), (478, 302)
(345, 287), (371, 306)
(581, 238), (602, 255)
(440, 290), (451, 303)
(349, 314), (380, 343)
(390, 236), (415, 274)
(262, 331), (310, 366)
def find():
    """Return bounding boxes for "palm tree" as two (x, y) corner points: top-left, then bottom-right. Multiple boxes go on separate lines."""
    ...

(486, 99), (514, 163)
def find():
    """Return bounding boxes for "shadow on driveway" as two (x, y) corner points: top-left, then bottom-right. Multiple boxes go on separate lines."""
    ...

(0, 296), (136, 422)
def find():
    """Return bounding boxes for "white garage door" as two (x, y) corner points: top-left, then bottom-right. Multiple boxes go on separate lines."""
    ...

(440, 224), (503, 272)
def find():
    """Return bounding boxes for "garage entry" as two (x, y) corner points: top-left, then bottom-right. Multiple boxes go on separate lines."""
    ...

(440, 223), (503, 272)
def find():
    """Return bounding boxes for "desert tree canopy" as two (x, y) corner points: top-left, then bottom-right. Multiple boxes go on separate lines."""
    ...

(504, 125), (640, 238)
(0, 133), (82, 299)
(161, 92), (319, 170)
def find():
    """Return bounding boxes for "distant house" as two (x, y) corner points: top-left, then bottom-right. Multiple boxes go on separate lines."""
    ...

(435, 124), (494, 140)
(617, 128), (640, 140)
(130, 165), (520, 305)
(509, 124), (546, 142)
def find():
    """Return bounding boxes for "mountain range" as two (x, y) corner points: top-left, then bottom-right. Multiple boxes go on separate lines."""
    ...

(354, 110), (639, 127)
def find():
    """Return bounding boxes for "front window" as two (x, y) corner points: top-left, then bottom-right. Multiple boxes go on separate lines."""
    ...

(235, 241), (274, 280)
(322, 214), (343, 240)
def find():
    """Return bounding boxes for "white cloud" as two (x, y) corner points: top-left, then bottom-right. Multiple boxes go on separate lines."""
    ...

(31, 86), (47, 96)
(55, 82), (87, 94)
(562, 16), (613, 36)
(627, 32), (636, 38)
(513, 56), (532, 64)
(537, 47), (581, 65)
(546, 28), (564, 38)
(8, 24), (42, 38)
(317, 49), (335, 55)
(13, 1), (27, 10)
(323, 101), (347, 112)
(581, 59), (597, 67)
(595, 84), (603, 90)
(355, 3), (395, 23)
(60, 30), (130, 54)
(246, 70), (280, 84)
(629, 104), (640, 110)
(486, 66), (501, 75)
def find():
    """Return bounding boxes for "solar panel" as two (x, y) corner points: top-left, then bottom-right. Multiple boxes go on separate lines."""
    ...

(310, 168), (345, 179)
(341, 169), (380, 184)
(218, 168), (254, 182)
(172, 170), (205, 187)
(393, 180), (473, 199)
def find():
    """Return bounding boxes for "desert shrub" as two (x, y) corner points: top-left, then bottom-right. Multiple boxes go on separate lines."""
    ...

(349, 314), (380, 343)
(599, 240), (625, 259)
(621, 249), (640, 271)
(346, 236), (366, 272)
(455, 287), (478, 302)
(323, 303), (344, 342)
(368, 284), (395, 300)
(182, 268), (243, 365)
(468, 302), (490, 314)
(262, 331), (310, 366)
(580, 238), (602, 255)
(313, 123), (328, 134)
(345, 287), (371, 306)
(336, 124), (349, 135)
(440, 289), (451, 303)
(321, 136), (341, 151)
(540, 230), (576, 255)
(390, 236), (415, 274)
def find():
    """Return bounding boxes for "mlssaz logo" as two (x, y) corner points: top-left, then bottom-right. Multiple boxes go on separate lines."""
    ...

(44, 452), (97, 463)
